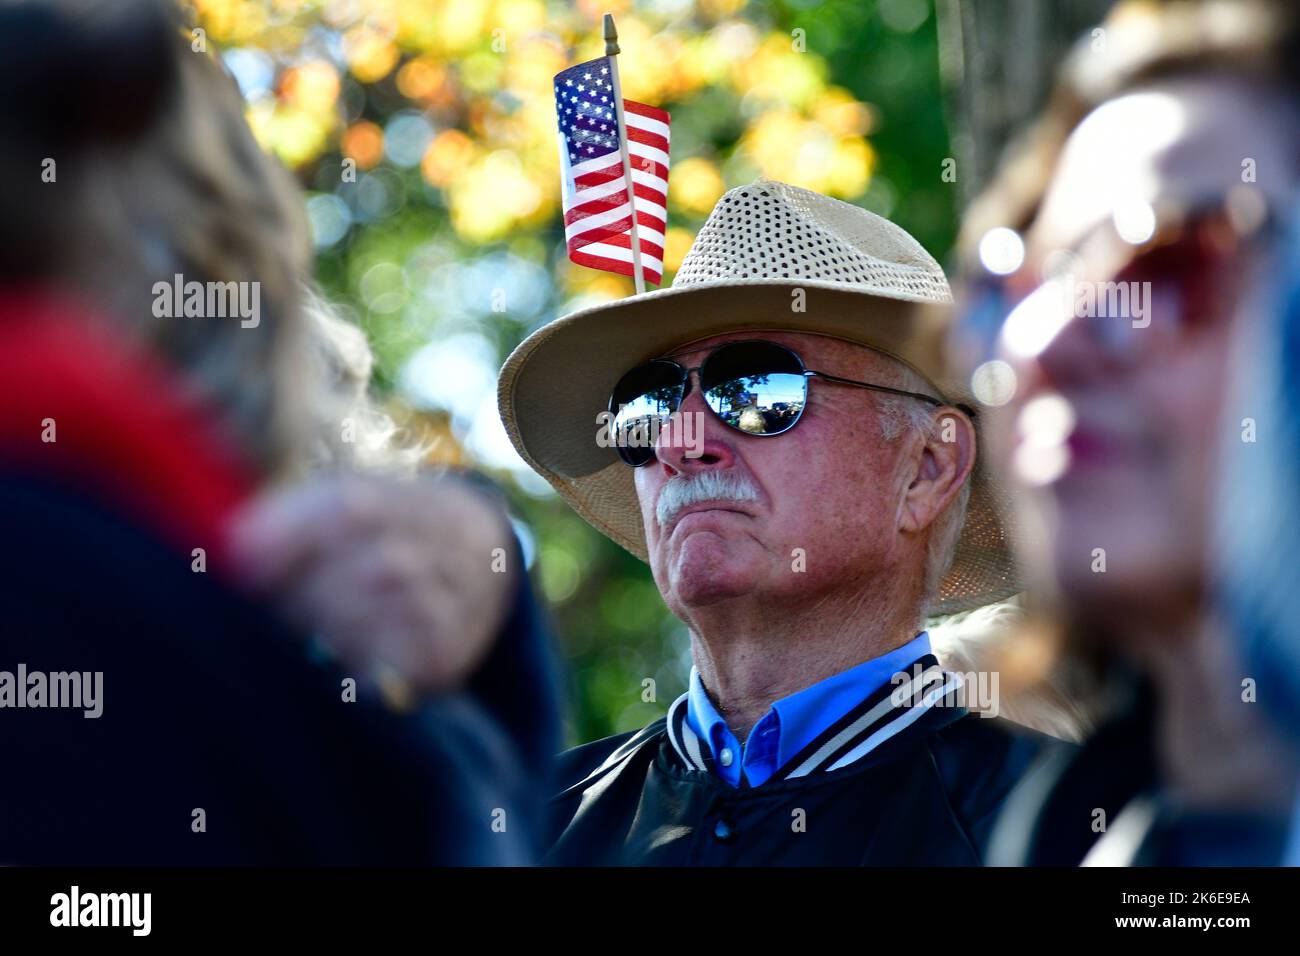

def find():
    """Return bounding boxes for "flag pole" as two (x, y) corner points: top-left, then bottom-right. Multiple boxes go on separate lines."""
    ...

(604, 13), (646, 294)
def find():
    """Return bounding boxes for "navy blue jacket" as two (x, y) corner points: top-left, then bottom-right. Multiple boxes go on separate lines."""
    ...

(546, 684), (1055, 866)
(0, 471), (559, 865)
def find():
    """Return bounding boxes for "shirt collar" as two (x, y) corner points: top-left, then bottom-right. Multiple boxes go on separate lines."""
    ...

(671, 632), (958, 785)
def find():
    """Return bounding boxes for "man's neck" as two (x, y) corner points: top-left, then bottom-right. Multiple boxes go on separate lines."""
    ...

(686, 581), (921, 740)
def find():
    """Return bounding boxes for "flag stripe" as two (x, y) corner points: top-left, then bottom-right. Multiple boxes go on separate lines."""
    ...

(575, 241), (665, 269)
(565, 178), (631, 213)
(626, 143), (670, 169)
(574, 164), (627, 188)
(566, 233), (666, 267)
(623, 100), (670, 123)
(564, 203), (633, 235)
(570, 248), (664, 285)
(629, 159), (670, 182)
(626, 126), (669, 154)
(587, 226), (666, 252)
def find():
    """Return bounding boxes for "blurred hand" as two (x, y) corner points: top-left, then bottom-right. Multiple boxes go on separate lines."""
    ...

(227, 472), (519, 699)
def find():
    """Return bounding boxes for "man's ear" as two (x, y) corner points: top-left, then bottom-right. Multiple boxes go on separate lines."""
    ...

(898, 407), (976, 535)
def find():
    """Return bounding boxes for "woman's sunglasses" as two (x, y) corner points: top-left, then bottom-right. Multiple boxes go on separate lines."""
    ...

(954, 196), (1282, 367)
(607, 339), (945, 467)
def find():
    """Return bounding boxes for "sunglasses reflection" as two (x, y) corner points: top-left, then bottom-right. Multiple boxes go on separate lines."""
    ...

(608, 341), (818, 466)
(598, 408), (706, 462)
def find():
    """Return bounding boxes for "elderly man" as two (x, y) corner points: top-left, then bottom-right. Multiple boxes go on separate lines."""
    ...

(499, 180), (1051, 865)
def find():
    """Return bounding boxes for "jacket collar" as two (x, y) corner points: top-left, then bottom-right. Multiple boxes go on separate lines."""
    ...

(684, 632), (934, 787)
(666, 653), (967, 782)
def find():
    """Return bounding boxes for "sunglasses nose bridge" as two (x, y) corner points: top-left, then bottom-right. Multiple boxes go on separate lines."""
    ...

(679, 365), (704, 403)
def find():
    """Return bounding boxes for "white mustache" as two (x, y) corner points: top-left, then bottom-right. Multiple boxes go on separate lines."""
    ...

(656, 471), (760, 528)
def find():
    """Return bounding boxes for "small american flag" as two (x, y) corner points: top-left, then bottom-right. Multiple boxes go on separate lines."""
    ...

(554, 56), (671, 285)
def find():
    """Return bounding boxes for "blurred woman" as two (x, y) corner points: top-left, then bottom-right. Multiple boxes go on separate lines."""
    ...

(0, 0), (556, 863)
(949, 0), (1300, 864)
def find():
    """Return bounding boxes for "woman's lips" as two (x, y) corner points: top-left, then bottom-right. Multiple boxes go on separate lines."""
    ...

(1066, 428), (1118, 464)
(1012, 422), (1147, 488)
(1064, 427), (1145, 467)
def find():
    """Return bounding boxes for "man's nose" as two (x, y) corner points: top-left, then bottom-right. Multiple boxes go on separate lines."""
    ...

(654, 378), (737, 477)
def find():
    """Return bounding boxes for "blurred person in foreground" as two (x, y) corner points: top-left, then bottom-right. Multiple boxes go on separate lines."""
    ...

(1215, 201), (1300, 864)
(949, 0), (1300, 865)
(0, 0), (556, 863)
(498, 179), (1057, 865)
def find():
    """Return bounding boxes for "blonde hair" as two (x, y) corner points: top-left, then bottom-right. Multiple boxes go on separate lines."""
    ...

(300, 288), (426, 476)
(929, 599), (1098, 740)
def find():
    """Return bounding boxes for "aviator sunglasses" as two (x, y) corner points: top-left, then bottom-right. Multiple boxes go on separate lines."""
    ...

(608, 339), (946, 467)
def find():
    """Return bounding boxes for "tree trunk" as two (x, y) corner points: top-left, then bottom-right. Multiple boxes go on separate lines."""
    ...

(936, 0), (1117, 208)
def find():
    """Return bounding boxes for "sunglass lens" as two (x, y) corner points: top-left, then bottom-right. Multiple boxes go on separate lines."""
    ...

(702, 342), (807, 435)
(609, 359), (684, 466)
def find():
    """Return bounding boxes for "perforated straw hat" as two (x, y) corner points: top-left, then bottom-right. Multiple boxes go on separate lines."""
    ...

(498, 179), (1020, 615)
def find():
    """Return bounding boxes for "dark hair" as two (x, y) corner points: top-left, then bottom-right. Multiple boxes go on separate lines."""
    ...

(957, 0), (1300, 264)
(0, 0), (180, 277)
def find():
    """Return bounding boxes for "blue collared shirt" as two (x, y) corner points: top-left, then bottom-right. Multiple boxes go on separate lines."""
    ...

(685, 631), (932, 788)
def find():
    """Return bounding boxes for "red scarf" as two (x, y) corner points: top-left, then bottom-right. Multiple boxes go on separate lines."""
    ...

(0, 290), (257, 573)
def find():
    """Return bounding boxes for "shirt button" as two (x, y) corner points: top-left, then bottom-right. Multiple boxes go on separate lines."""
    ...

(718, 747), (734, 768)
(714, 819), (737, 843)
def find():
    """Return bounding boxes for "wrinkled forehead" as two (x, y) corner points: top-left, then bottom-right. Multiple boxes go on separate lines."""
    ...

(1031, 76), (1298, 253)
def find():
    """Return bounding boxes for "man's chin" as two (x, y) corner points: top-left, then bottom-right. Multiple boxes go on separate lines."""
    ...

(664, 532), (757, 607)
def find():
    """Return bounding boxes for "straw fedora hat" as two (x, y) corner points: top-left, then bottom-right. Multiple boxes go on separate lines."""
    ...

(498, 179), (1020, 615)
